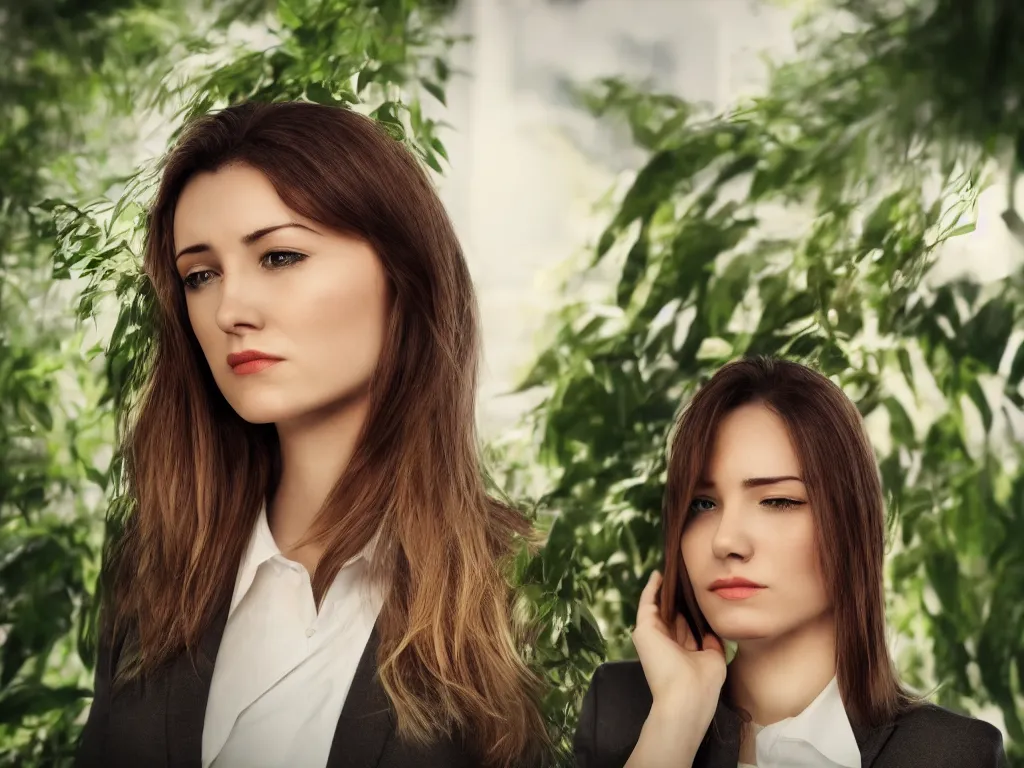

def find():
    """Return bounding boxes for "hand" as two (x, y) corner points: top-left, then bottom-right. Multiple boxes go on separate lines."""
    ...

(632, 570), (726, 729)
(623, 571), (727, 767)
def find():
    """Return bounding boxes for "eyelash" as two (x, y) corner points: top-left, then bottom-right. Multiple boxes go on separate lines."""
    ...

(182, 250), (307, 291)
(688, 497), (805, 514)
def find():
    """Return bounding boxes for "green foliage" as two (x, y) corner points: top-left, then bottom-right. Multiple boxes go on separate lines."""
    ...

(823, 0), (1024, 153)
(6, 0), (1024, 766)
(514, 1), (1024, 761)
(0, 0), (202, 762)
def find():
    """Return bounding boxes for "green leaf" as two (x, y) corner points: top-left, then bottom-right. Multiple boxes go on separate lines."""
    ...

(357, 66), (376, 93)
(818, 339), (850, 371)
(433, 57), (450, 82)
(277, 0), (302, 29)
(1008, 339), (1024, 387)
(616, 227), (649, 308)
(961, 297), (1013, 371)
(785, 329), (824, 359)
(431, 137), (448, 161)
(85, 466), (108, 490)
(513, 348), (561, 393)
(966, 378), (993, 433)
(305, 82), (336, 105)
(423, 150), (443, 173)
(860, 192), (901, 249)
(897, 348), (915, 391)
(884, 397), (916, 446)
(944, 222), (976, 239)
(422, 79), (446, 105)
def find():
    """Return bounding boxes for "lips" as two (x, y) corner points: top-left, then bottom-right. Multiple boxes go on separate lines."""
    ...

(227, 350), (282, 375)
(709, 577), (765, 601)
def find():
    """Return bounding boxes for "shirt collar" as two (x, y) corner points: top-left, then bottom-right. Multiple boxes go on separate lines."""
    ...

(754, 676), (861, 768)
(228, 503), (380, 616)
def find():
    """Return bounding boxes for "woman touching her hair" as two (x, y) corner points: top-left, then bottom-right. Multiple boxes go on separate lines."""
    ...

(574, 357), (1007, 768)
(75, 101), (550, 768)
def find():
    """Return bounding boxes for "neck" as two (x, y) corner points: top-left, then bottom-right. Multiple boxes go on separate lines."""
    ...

(727, 612), (837, 726)
(268, 393), (371, 568)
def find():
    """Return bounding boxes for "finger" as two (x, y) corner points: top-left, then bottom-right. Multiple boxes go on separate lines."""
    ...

(638, 571), (662, 610)
(634, 572), (672, 639)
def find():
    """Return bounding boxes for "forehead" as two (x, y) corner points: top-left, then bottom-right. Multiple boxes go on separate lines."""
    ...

(172, 164), (298, 248)
(703, 403), (801, 481)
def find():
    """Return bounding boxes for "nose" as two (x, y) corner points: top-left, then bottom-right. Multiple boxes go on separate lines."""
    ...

(710, 505), (753, 561)
(214, 274), (263, 334)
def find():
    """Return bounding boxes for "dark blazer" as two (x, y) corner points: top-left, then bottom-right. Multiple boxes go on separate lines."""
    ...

(574, 661), (1008, 768)
(74, 604), (476, 768)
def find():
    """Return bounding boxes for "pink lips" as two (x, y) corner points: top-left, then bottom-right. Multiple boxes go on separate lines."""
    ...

(227, 350), (282, 375)
(709, 577), (765, 601)
(713, 586), (764, 600)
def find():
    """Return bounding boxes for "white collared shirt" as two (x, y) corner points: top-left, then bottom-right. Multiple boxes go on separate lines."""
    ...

(737, 676), (861, 768)
(201, 507), (384, 768)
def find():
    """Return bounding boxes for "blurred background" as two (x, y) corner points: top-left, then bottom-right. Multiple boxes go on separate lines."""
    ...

(2, 0), (1023, 764)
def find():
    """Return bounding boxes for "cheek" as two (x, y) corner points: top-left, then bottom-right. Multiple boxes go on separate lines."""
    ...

(185, 296), (220, 359)
(680, 527), (719, 623)
(298, 264), (388, 364)
(679, 524), (708, 578)
(774, 522), (828, 601)
(779, 523), (820, 573)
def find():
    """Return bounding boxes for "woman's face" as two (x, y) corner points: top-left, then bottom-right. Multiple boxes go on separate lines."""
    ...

(680, 402), (832, 643)
(172, 163), (389, 427)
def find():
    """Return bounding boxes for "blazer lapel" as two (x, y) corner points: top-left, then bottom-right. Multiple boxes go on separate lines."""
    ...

(853, 720), (896, 768)
(165, 602), (230, 768)
(325, 624), (394, 768)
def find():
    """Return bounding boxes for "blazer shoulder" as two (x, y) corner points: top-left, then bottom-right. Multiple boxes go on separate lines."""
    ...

(378, 731), (476, 768)
(75, 612), (130, 768)
(573, 661), (651, 768)
(592, 661), (652, 710)
(888, 702), (1007, 767)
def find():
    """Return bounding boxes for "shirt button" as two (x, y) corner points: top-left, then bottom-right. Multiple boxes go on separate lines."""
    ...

(305, 627), (316, 638)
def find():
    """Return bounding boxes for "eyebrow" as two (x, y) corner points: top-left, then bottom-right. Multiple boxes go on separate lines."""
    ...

(696, 475), (804, 489)
(174, 222), (320, 261)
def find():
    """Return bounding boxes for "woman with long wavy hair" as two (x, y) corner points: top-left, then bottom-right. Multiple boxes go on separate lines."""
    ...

(75, 101), (550, 768)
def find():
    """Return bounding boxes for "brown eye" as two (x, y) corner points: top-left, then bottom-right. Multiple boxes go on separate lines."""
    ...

(262, 250), (307, 269)
(183, 270), (214, 290)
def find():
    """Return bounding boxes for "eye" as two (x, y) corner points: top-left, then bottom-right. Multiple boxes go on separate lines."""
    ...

(262, 250), (307, 269)
(760, 498), (805, 511)
(688, 497), (716, 515)
(183, 270), (215, 290)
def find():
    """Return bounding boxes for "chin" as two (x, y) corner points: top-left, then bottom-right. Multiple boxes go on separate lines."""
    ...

(230, 407), (290, 425)
(717, 629), (773, 643)
(224, 387), (369, 427)
(705, 616), (774, 642)
(222, 393), (303, 425)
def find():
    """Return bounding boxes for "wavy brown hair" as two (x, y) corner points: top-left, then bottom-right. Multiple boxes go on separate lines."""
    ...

(659, 356), (918, 729)
(102, 101), (550, 766)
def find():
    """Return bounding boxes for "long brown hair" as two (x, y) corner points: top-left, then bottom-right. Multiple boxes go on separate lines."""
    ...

(103, 101), (549, 766)
(659, 356), (917, 728)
